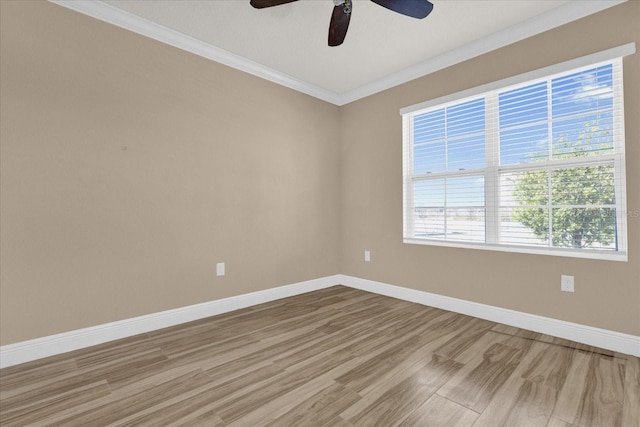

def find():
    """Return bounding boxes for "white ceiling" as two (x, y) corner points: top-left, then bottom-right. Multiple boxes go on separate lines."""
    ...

(52, 0), (625, 105)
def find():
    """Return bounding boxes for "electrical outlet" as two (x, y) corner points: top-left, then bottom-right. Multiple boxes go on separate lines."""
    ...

(364, 250), (371, 262)
(561, 275), (574, 292)
(216, 262), (225, 277)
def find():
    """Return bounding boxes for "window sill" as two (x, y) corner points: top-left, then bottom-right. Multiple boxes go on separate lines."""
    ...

(403, 237), (628, 262)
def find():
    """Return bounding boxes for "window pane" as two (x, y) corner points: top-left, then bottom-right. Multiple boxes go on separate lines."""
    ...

(413, 179), (445, 238)
(552, 64), (613, 119)
(413, 177), (485, 241)
(446, 176), (486, 242)
(413, 208), (445, 238)
(500, 207), (549, 246)
(414, 141), (446, 174)
(447, 176), (485, 207)
(446, 208), (485, 242)
(501, 170), (549, 207)
(499, 166), (616, 249)
(414, 109), (445, 144)
(551, 207), (616, 249)
(551, 165), (615, 206)
(499, 81), (548, 128)
(414, 179), (444, 207)
(415, 99), (485, 173)
(500, 170), (550, 246)
(500, 123), (548, 165)
(447, 98), (485, 138)
(552, 112), (614, 158)
(413, 180), (445, 238)
(448, 135), (485, 170)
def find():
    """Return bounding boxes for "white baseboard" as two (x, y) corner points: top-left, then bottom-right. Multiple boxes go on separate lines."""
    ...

(337, 274), (640, 357)
(0, 275), (340, 369)
(2, 274), (637, 369)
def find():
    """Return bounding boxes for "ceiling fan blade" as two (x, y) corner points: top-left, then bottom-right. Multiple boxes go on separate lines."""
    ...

(250, 0), (298, 9)
(370, 0), (433, 19)
(328, 1), (352, 47)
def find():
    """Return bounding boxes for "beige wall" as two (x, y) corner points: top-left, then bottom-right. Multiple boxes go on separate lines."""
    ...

(0, 1), (341, 345)
(340, 1), (640, 336)
(1, 1), (638, 346)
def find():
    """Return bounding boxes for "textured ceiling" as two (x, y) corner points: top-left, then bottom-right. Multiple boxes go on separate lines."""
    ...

(55, 0), (625, 104)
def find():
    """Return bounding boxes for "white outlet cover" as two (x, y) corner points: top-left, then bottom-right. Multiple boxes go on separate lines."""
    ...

(364, 251), (371, 262)
(561, 275), (574, 292)
(216, 262), (225, 276)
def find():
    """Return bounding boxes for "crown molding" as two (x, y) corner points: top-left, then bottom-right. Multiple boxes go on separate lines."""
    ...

(50, 0), (626, 107)
(339, 0), (628, 105)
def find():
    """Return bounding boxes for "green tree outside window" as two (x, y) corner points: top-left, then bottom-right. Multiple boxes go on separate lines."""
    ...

(512, 124), (616, 249)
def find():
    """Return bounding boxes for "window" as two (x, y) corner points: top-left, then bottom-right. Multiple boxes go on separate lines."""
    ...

(401, 44), (635, 261)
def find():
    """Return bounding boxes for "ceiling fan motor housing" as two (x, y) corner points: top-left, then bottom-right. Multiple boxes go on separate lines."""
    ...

(344, 0), (352, 14)
(333, 0), (351, 14)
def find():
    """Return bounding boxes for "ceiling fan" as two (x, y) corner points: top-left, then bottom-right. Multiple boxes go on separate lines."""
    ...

(249, 0), (434, 47)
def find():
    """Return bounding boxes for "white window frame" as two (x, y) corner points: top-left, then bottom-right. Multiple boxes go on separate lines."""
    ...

(401, 43), (635, 261)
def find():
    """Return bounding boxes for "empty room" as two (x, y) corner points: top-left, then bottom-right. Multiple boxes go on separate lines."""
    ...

(0, 0), (638, 426)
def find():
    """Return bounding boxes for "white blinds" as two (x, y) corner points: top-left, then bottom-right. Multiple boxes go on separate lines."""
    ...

(402, 44), (634, 260)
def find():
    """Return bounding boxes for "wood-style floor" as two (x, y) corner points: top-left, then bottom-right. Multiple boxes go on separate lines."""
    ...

(1, 286), (638, 426)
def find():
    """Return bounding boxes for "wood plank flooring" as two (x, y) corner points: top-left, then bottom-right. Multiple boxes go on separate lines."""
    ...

(1, 286), (638, 426)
